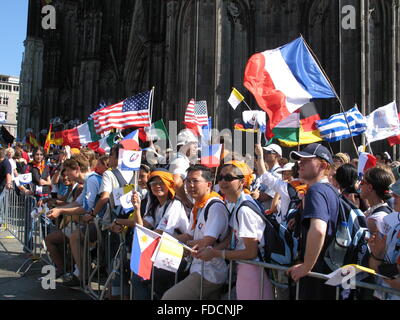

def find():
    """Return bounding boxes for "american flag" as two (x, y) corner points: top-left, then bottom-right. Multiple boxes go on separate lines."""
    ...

(92, 91), (152, 134)
(184, 99), (208, 126)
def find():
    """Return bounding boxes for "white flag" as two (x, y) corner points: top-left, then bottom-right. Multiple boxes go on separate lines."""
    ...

(15, 173), (32, 186)
(120, 190), (134, 210)
(227, 88), (245, 110)
(151, 232), (184, 273)
(118, 149), (142, 171)
(364, 101), (400, 143)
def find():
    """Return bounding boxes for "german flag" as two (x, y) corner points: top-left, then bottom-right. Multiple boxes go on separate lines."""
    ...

(271, 102), (322, 147)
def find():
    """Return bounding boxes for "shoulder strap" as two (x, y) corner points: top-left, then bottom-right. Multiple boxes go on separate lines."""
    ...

(161, 199), (172, 218)
(203, 198), (229, 222)
(372, 204), (393, 215)
(111, 168), (128, 188)
(235, 199), (265, 224)
(287, 183), (299, 200)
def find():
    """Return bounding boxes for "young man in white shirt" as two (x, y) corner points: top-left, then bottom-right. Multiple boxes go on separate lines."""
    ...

(162, 164), (230, 300)
(168, 129), (198, 210)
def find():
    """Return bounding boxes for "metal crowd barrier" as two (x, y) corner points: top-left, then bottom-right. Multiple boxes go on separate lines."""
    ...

(0, 188), (52, 275)
(2, 187), (399, 300)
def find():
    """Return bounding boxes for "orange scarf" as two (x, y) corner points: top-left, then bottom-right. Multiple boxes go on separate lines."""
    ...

(289, 180), (308, 197)
(31, 160), (46, 175)
(191, 191), (223, 230)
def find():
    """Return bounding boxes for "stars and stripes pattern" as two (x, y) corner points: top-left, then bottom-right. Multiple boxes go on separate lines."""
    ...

(184, 99), (208, 126)
(92, 90), (152, 134)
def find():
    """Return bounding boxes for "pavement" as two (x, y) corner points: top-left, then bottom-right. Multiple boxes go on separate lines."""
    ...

(0, 228), (91, 300)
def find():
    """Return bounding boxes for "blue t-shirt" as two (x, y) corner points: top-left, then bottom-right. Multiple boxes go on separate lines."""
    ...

(300, 182), (339, 268)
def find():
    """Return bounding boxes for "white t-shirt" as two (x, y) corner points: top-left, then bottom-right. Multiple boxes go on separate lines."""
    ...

(365, 203), (391, 234)
(188, 198), (229, 284)
(143, 199), (189, 235)
(229, 193), (265, 263)
(259, 171), (292, 224)
(99, 169), (134, 207)
(8, 158), (17, 181)
(259, 163), (282, 210)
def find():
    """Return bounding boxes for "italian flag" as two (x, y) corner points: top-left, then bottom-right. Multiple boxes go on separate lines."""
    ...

(271, 102), (322, 147)
(62, 120), (101, 148)
(244, 37), (335, 133)
(88, 132), (120, 153)
(145, 119), (169, 141)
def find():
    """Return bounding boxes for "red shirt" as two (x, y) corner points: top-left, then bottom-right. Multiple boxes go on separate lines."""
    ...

(22, 151), (30, 163)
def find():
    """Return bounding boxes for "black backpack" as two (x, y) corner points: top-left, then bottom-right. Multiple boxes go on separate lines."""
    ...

(235, 200), (299, 266)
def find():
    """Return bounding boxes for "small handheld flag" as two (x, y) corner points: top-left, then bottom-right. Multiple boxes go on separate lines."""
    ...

(118, 149), (142, 171)
(228, 87), (245, 110)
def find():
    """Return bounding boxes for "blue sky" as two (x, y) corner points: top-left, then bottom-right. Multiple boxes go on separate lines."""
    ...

(0, 1), (29, 77)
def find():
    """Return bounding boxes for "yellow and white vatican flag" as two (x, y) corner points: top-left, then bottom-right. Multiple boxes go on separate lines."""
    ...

(228, 87), (245, 110)
(151, 232), (184, 273)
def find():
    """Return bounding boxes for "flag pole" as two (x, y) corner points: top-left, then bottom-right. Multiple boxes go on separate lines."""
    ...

(150, 87), (155, 124)
(300, 35), (359, 157)
(242, 99), (253, 111)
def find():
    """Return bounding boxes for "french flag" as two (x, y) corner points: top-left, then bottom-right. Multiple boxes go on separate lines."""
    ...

(244, 37), (335, 133)
(201, 144), (222, 168)
(357, 152), (377, 180)
(130, 224), (160, 280)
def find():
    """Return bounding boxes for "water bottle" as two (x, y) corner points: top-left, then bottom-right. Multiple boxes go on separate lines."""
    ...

(336, 221), (351, 247)
(326, 221), (352, 269)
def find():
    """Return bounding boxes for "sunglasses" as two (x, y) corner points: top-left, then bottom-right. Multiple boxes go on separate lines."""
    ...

(149, 180), (164, 187)
(218, 174), (243, 182)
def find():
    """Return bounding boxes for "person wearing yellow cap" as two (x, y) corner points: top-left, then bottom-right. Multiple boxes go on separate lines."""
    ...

(196, 161), (274, 300)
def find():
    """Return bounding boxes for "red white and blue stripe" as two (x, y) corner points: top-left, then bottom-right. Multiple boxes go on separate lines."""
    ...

(244, 37), (335, 132)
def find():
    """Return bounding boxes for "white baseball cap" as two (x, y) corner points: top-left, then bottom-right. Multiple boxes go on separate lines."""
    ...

(177, 129), (198, 146)
(275, 162), (295, 173)
(262, 143), (282, 157)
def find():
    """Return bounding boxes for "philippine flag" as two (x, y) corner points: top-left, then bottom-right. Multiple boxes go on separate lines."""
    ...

(244, 37), (335, 133)
(201, 144), (222, 168)
(130, 224), (161, 280)
(120, 129), (140, 150)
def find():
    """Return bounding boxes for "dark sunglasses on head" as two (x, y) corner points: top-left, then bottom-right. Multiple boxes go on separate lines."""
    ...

(218, 174), (244, 182)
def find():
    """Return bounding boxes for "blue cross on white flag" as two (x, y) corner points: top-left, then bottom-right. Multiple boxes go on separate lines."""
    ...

(118, 149), (142, 171)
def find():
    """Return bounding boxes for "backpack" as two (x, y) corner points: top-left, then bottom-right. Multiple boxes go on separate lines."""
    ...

(235, 200), (299, 266)
(323, 184), (370, 271)
(197, 198), (230, 242)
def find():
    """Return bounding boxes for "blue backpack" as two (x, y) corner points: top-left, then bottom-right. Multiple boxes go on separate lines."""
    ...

(236, 200), (299, 266)
(323, 185), (371, 271)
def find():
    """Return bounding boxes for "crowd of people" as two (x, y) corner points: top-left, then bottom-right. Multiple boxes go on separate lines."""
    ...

(0, 130), (399, 300)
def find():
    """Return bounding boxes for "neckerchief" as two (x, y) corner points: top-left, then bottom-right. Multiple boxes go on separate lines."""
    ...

(191, 191), (223, 230)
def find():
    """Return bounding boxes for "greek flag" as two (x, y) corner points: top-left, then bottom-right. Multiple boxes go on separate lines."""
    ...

(316, 107), (367, 143)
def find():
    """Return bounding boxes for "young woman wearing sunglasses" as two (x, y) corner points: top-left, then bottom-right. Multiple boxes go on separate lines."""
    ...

(196, 161), (274, 300)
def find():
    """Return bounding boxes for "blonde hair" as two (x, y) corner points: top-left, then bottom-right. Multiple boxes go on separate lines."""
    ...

(5, 147), (15, 158)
